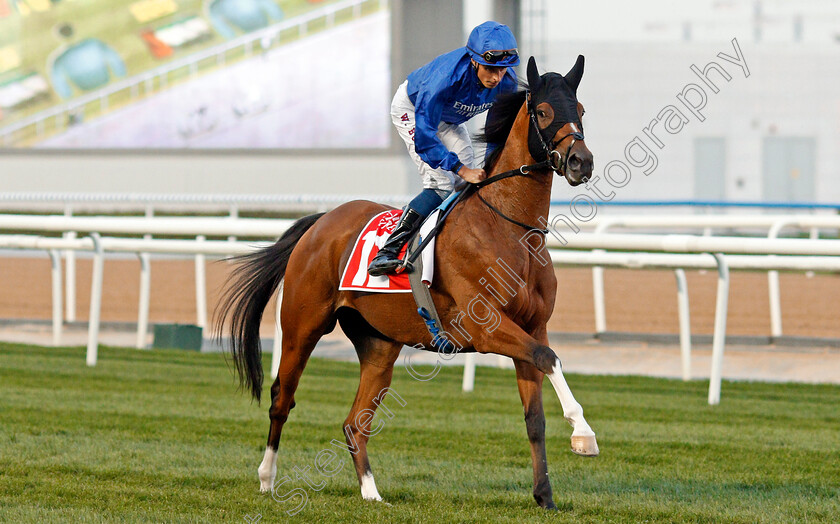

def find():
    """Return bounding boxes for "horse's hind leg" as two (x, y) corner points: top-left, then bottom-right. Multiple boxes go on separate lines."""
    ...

(343, 347), (402, 501)
(257, 308), (335, 492)
(338, 313), (402, 501)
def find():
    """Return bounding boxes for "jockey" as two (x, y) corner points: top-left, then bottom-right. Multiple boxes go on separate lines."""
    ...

(367, 21), (519, 277)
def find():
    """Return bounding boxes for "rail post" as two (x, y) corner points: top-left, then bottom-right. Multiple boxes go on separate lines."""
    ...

(48, 249), (63, 346)
(137, 253), (151, 349)
(708, 253), (730, 405)
(591, 222), (613, 334)
(767, 220), (793, 338)
(228, 204), (238, 243)
(86, 233), (104, 367)
(806, 227), (819, 277)
(674, 269), (691, 381)
(63, 205), (77, 322)
(136, 205), (154, 348)
(462, 353), (476, 392)
(195, 235), (207, 330)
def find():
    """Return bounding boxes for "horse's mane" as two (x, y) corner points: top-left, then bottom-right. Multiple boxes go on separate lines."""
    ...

(475, 83), (528, 172)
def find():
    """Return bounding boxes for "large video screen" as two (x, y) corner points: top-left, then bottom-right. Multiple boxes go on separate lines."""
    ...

(0, 0), (390, 149)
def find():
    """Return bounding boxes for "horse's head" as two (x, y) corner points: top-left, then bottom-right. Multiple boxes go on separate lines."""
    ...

(526, 56), (592, 186)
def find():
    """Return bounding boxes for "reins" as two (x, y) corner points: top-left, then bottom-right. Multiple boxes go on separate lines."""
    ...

(473, 163), (551, 234)
(474, 191), (548, 234)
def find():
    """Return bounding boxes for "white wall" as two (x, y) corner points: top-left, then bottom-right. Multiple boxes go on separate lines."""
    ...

(0, 152), (412, 195)
(2, 18), (838, 205)
(543, 40), (840, 204)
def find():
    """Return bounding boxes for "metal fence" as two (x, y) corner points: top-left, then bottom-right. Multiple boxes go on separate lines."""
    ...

(3, 211), (840, 404)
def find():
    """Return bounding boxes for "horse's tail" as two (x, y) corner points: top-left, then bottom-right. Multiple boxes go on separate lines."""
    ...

(215, 212), (325, 403)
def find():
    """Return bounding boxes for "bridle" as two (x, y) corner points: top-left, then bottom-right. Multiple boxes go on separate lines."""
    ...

(525, 91), (585, 177)
(472, 90), (586, 234)
(475, 90), (585, 186)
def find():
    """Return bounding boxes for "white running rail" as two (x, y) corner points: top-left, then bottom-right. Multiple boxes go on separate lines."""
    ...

(3, 213), (840, 405)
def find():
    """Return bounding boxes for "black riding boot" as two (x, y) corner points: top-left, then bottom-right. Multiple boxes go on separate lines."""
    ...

(367, 208), (424, 276)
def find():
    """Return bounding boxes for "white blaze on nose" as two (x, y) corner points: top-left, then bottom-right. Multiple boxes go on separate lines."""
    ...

(570, 123), (579, 133)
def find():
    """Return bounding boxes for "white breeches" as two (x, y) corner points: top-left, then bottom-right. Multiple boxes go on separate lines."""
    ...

(391, 80), (475, 192)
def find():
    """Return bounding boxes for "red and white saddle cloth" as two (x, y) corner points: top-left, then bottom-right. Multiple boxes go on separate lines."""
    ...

(339, 209), (438, 293)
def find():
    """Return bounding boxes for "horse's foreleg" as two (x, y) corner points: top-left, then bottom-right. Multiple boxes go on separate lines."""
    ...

(474, 317), (598, 456)
(512, 359), (556, 509)
(546, 359), (599, 457)
(341, 349), (400, 502)
(534, 327), (598, 456)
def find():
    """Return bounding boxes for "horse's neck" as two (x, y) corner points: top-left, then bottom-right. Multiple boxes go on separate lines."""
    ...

(482, 105), (553, 228)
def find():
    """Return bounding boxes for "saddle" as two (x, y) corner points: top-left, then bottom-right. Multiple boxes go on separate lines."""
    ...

(337, 188), (472, 352)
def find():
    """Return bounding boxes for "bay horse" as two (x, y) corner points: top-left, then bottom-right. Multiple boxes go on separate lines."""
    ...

(216, 56), (598, 510)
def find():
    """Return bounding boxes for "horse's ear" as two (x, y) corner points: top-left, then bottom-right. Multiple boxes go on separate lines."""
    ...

(564, 55), (585, 92)
(526, 56), (541, 91)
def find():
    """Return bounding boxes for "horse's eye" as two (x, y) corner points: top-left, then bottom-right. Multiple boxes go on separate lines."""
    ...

(537, 110), (546, 118)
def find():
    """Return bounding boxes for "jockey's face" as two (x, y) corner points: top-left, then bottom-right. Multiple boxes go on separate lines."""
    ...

(472, 60), (507, 89)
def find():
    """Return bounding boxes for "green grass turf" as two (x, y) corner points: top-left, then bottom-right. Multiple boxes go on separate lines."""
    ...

(0, 342), (838, 522)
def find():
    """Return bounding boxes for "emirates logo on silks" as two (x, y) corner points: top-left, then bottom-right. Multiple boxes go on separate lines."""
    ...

(453, 100), (493, 117)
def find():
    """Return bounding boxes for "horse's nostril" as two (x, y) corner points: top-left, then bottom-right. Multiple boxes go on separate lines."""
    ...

(568, 153), (581, 169)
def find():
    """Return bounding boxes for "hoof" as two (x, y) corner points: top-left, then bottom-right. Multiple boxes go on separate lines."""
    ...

(258, 472), (274, 492)
(362, 493), (391, 506)
(570, 435), (599, 457)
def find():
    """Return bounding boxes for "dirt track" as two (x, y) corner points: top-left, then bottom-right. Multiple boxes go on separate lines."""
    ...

(1, 256), (838, 339)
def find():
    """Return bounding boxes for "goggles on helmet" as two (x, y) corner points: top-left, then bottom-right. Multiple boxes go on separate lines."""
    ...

(468, 47), (518, 65)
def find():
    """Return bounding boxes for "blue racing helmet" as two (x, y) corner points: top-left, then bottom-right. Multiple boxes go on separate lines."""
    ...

(466, 21), (519, 67)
